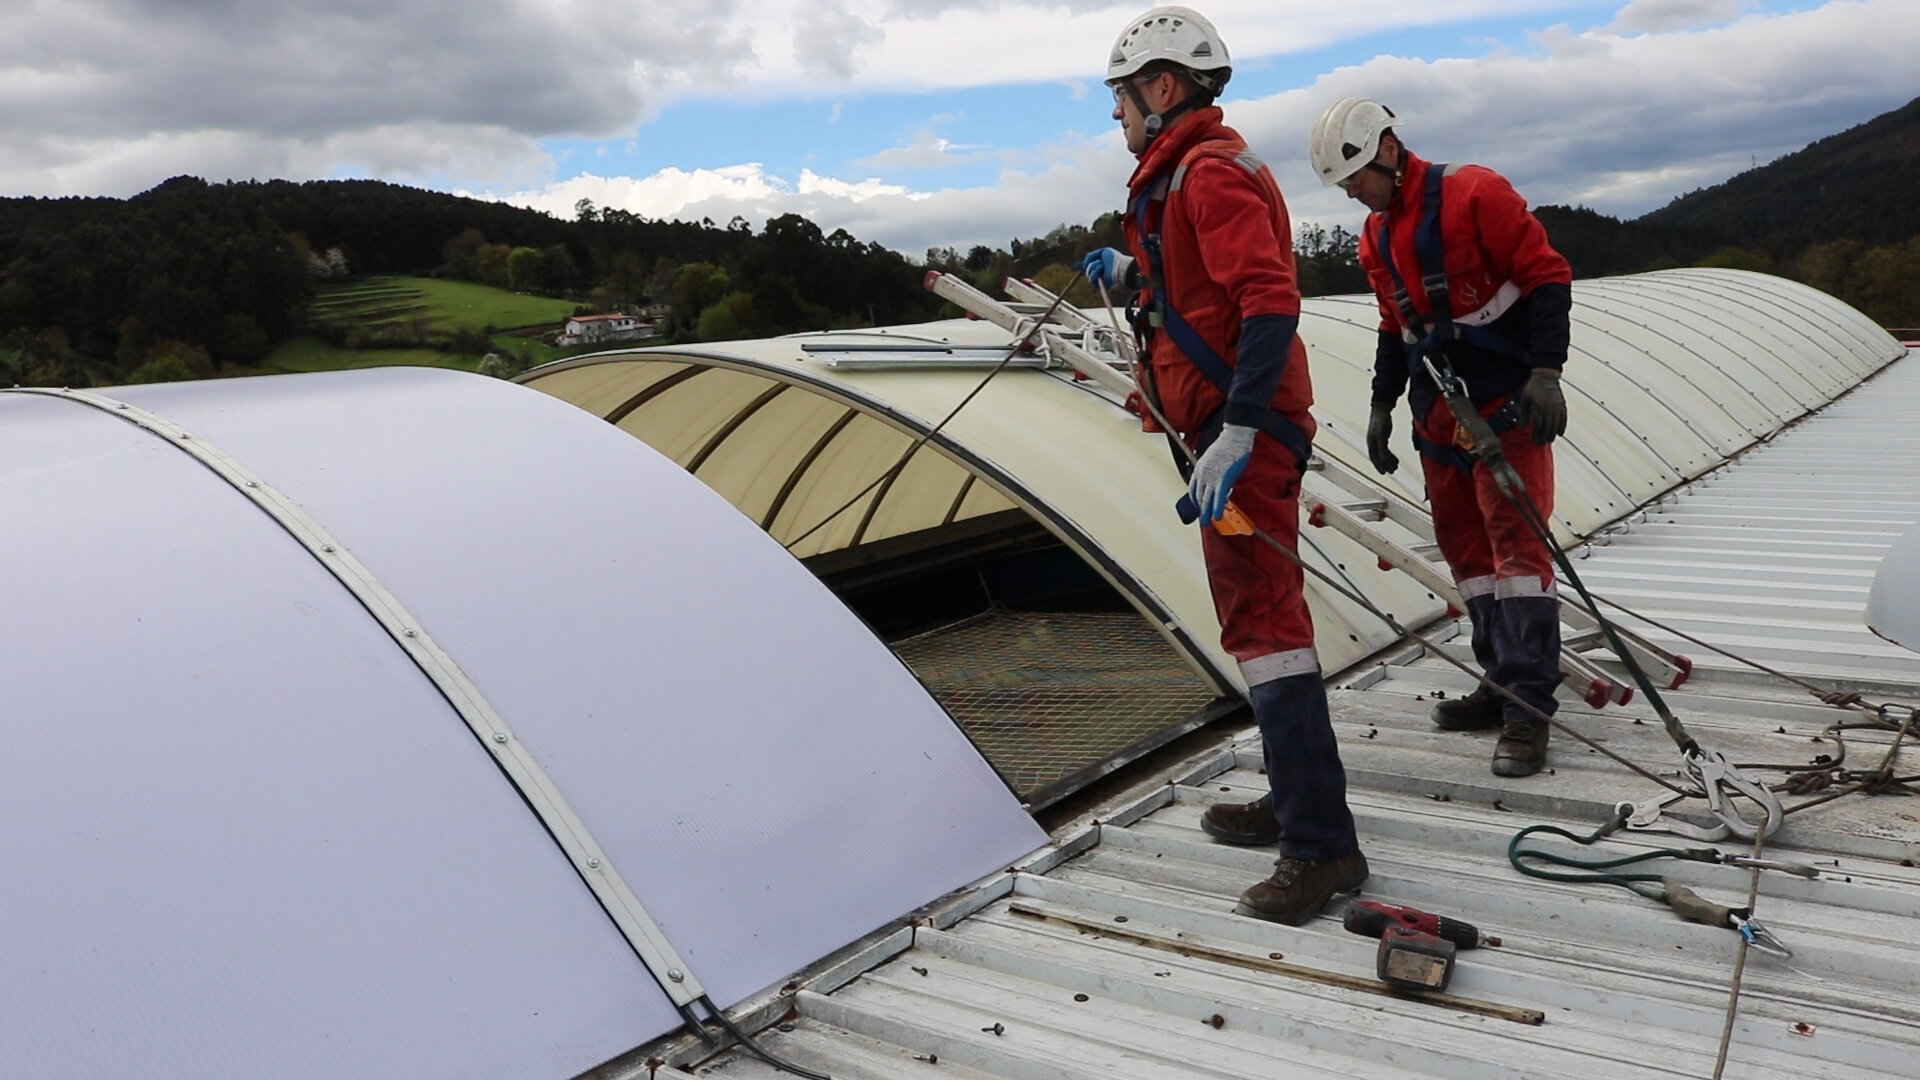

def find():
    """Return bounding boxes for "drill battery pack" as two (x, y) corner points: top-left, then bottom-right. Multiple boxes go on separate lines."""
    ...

(1376, 926), (1457, 992)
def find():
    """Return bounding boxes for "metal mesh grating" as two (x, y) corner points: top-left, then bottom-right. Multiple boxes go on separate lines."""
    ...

(892, 610), (1221, 802)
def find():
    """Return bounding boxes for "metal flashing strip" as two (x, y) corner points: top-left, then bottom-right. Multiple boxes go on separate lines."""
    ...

(12, 387), (708, 1009)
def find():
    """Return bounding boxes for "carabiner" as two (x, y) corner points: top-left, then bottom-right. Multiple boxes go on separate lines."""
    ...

(1731, 913), (1793, 959)
(1685, 746), (1785, 840)
(1618, 790), (1732, 843)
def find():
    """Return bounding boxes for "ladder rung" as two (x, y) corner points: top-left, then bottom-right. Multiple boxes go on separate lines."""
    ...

(1564, 628), (1605, 650)
(1340, 498), (1387, 522)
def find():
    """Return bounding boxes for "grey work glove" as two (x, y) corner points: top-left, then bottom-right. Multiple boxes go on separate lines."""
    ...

(1188, 423), (1256, 524)
(1519, 368), (1567, 444)
(1366, 405), (1400, 475)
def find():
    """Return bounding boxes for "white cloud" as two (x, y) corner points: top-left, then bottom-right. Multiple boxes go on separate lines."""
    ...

(1606, 0), (1756, 35)
(0, 0), (753, 197)
(494, 135), (1120, 255)
(736, 0), (1574, 93)
(498, 0), (1915, 256)
(851, 129), (995, 169)
(5, 0), (1914, 268)
(0, 1), (1577, 197)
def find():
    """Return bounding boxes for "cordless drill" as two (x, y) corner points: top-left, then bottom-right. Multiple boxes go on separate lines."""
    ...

(1344, 900), (1501, 949)
(1345, 901), (1499, 993)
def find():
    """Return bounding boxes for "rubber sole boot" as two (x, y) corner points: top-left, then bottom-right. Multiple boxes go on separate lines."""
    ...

(1200, 794), (1280, 846)
(1491, 720), (1550, 777)
(1234, 851), (1370, 925)
(1431, 684), (1504, 731)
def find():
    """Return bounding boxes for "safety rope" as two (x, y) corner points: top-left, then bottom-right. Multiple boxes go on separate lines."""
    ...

(1710, 831), (1769, 1080)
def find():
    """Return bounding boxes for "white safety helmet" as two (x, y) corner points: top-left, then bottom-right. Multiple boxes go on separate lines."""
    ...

(1108, 6), (1232, 96)
(1309, 97), (1401, 187)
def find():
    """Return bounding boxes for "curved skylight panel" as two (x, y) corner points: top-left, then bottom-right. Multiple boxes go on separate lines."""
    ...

(0, 393), (673, 1080)
(1, 370), (1045, 1080)
(106, 369), (1045, 1011)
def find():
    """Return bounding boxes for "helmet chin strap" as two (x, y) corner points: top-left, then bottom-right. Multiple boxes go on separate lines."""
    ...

(1129, 82), (1205, 146)
(1362, 147), (1405, 188)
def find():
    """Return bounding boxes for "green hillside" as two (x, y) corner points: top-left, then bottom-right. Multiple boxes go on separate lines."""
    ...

(258, 276), (583, 376)
(1640, 96), (1920, 252)
(1528, 94), (1920, 327)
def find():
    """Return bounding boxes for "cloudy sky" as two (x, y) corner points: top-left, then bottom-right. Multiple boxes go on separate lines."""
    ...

(2, 1), (1914, 255)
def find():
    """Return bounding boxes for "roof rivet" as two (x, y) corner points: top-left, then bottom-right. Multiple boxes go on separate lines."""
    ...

(403, 628), (417, 637)
(322, 545), (336, 553)
(587, 858), (602, 869)
(491, 732), (509, 745)
(668, 968), (685, 983)
(245, 480), (259, 488)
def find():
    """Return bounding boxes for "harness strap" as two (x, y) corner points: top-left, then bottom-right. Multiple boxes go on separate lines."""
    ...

(1379, 163), (1531, 376)
(1133, 146), (1311, 468)
(1413, 400), (1522, 472)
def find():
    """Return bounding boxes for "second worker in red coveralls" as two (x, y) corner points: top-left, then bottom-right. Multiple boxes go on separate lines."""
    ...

(1077, 7), (1367, 924)
(1310, 98), (1573, 778)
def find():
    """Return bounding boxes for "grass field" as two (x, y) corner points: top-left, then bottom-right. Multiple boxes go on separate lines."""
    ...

(257, 276), (586, 376)
(306, 275), (576, 335)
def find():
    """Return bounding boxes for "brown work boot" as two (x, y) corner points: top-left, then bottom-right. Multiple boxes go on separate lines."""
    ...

(1200, 793), (1279, 845)
(1234, 851), (1370, 925)
(1491, 719), (1550, 777)
(1431, 684), (1504, 731)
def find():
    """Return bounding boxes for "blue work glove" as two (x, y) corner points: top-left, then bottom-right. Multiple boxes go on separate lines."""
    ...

(1077, 247), (1134, 292)
(1188, 423), (1256, 524)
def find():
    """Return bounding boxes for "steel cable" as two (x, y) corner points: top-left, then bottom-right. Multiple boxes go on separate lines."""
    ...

(781, 286), (1078, 553)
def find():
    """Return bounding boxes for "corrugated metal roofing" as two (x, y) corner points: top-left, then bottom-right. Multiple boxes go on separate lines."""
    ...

(626, 350), (1920, 1080)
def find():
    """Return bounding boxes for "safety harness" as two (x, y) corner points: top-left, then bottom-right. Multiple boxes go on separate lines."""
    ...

(1130, 143), (1312, 471)
(1377, 162), (1529, 471)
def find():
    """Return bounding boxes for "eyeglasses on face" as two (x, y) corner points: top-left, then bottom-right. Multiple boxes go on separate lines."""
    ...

(1107, 74), (1159, 105)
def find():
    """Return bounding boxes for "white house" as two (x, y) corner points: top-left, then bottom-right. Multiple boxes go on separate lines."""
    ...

(559, 313), (650, 346)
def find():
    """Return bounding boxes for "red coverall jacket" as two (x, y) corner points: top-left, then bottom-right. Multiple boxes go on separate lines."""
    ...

(1122, 107), (1314, 445)
(1358, 151), (1573, 597)
(1358, 151), (1572, 418)
(1121, 108), (1319, 677)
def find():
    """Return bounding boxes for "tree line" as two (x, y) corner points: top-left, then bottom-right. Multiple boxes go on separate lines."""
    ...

(0, 177), (945, 387)
(4, 90), (1913, 391)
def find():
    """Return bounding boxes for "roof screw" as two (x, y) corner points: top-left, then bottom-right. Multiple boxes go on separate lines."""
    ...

(322, 545), (336, 553)
(491, 732), (509, 745)
(403, 629), (417, 637)
(668, 968), (685, 983)
(178, 433), (191, 440)
(586, 857), (602, 869)
(116, 403), (129, 410)
(246, 481), (259, 488)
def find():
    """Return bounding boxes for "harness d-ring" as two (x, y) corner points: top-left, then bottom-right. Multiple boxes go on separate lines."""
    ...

(1685, 746), (1785, 840)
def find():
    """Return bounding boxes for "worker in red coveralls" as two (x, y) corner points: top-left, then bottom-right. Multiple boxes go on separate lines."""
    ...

(1310, 98), (1573, 778)
(1077, 7), (1366, 925)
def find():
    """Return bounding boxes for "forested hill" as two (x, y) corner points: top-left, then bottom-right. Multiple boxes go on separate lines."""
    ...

(0, 176), (938, 387)
(1531, 94), (1920, 326)
(1640, 95), (1920, 251)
